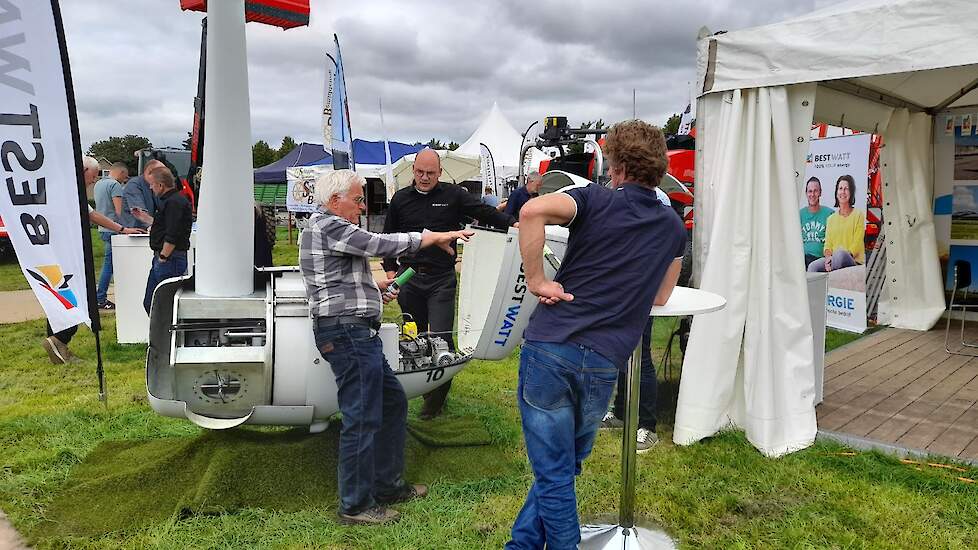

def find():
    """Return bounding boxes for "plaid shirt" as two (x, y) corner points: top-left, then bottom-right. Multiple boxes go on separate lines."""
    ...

(300, 212), (422, 321)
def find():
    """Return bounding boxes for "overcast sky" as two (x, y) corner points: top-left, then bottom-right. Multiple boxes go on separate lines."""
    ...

(61, 0), (851, 152)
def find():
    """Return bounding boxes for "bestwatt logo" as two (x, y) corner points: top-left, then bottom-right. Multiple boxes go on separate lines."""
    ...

(26, 265), (78, 310)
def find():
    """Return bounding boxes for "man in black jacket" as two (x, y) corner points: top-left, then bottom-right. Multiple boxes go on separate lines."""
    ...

(143, 167), (193, 314)
(383, 148), (517, 418)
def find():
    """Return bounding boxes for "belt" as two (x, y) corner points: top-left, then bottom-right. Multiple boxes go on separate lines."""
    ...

(314, 315), (380, 330)
(404, 265), (454, 276)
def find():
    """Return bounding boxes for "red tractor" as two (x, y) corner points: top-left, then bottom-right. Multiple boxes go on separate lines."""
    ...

(0, 216), (10, 257)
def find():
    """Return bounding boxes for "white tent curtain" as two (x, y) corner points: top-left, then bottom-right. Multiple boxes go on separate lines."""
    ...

(881, 109), (945, 330)
(676, 84), (818, 457)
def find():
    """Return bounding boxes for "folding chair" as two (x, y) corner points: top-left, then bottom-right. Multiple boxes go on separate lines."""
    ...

(944, 260), (978, 355)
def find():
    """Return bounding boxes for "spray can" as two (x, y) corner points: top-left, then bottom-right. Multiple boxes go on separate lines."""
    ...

(383, 267), (416, 301)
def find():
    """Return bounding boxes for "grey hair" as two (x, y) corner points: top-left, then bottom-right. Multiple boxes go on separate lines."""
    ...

(527, 170), (542, 181)
(314, 169), (365, 207)
(149, 166), (176, 189)
(82, 155), (100, 172)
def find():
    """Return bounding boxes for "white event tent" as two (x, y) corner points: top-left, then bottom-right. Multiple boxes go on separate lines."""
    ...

(392, 103), (550, 189)
(677, 0), (978, 456)
(456, 102), (550, 179)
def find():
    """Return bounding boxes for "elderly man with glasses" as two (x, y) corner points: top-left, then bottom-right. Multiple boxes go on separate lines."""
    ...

(300, 169), (474, 526)
(382, 148), (517, 419)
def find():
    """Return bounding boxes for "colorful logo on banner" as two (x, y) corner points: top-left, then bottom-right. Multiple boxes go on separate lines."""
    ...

(26, 265), (78, 310)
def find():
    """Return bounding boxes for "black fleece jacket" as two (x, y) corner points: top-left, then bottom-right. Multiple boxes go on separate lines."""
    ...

(381, 182), (516, 273)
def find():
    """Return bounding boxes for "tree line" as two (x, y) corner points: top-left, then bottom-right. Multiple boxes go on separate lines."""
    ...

(87, 133), (302, 173)
(87, 114), (682, 175)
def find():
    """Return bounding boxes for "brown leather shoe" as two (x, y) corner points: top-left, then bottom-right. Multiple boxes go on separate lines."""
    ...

(41, 337), (66, 365)
(375, 483), (428, 506)
(337, 506), (400, 525)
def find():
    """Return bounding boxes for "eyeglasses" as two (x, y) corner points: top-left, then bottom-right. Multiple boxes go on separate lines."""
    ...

(353, 196), (366, 205)
(414, 169), (438, 179)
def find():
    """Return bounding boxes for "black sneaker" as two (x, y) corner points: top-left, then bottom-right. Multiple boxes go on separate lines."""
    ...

(600, 411), (624, 430)
(337, 506), (400, 525)
(98, 300), (116, 310)
(375, 483), (428, 506)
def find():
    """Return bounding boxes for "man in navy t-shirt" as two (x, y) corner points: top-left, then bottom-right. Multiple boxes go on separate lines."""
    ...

(502, 171), (542, 220)
(505, 120), (686, 550)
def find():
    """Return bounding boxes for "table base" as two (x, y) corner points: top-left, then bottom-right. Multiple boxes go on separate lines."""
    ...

(580, 523), (677, 549)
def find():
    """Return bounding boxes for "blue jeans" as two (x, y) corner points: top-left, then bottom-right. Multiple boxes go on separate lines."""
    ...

(506, 340), (619, 550)
(143, 251), (187, 314)
(96, 232), (113, 304)
(807, 249), (857, 272)
(613, 317), (657, 430)
(314, 321), (409, 515)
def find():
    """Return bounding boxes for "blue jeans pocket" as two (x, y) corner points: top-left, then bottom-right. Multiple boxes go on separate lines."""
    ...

(521, 353), (573, 411)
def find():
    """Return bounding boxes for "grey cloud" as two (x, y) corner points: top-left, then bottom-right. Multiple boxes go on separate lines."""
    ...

(60, 0), (851, 153)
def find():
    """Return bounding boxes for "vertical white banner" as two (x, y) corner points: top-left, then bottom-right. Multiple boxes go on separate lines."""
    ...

(801, 133), (871, 332)
(479, 143), (497, 197)
(678, 102), (694, 135)
(0, 0), (93, 333)
(379, 98), (396, 201)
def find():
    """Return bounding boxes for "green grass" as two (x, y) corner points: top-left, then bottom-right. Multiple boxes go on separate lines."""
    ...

(1, 312), (977, 548)
(1, 225), (975, 547)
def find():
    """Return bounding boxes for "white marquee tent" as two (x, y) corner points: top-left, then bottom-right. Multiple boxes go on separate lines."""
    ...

(456, 102), (550, 179)
(677, 0), (978, 456)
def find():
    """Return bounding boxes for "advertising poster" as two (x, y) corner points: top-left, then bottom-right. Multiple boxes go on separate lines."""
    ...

(286, 165), (331, 213)
(954, 128), (978, 181)
(951, 184), (978, 242)
(801, 133), (871, 332)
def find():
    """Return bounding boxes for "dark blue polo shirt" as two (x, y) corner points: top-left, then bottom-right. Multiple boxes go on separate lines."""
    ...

(503, 185), (537, 221)
(523, 182), (686, 369)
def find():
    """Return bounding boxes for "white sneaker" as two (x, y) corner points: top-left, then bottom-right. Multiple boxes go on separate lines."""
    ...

(636, 428), (659, 453)
(600, 411), (624, 430)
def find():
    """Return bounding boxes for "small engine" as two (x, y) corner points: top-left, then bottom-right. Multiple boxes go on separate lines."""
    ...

(399, 334), (457, 371)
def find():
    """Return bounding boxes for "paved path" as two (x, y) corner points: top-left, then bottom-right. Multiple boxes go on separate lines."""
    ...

(0, 290), (44, 324)
(0, 287), (117, 325)
(0, 511), (30, 550)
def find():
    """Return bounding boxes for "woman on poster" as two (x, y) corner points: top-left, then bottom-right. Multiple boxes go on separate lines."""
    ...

(807, 174), (865, 272)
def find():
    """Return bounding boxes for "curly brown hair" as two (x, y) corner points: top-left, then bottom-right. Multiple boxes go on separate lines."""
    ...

(602, 120), (668, 188)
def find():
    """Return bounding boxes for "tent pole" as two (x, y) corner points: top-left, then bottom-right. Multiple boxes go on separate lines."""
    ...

(288, 211), (293, 245)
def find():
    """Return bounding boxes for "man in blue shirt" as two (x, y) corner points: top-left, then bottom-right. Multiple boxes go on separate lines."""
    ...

(505, 120), (686, 550)
(121, 159), (163, 230)
(93, 162), (129, 309)
(482, 186), (500, 208)
(503, 171), (542, 220)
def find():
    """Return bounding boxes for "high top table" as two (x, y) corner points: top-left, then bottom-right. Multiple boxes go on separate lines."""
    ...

(580, 286), (726, 549)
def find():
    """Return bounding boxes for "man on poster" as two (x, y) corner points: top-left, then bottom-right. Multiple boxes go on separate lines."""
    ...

(800, 176), (834, 269)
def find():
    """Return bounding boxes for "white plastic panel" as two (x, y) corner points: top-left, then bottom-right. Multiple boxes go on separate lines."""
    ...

(458, 225), (567, 360)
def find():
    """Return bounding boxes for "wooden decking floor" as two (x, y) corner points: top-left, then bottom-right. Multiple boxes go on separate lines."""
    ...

(817, 323), (978, 462)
